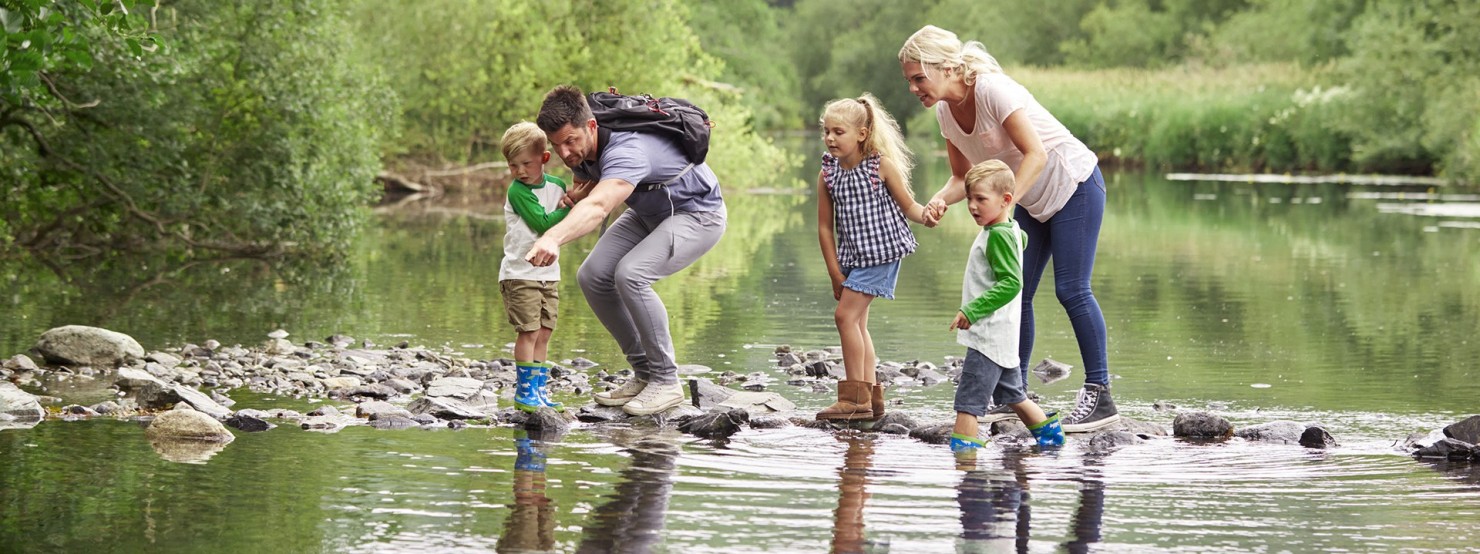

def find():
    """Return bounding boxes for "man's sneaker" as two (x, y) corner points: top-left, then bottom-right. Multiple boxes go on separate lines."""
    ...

(594, 378), (647, 406)
(1062, 383), (1120, 433)
(622, 382), (686, 416)
(977, 402), (1017, 423)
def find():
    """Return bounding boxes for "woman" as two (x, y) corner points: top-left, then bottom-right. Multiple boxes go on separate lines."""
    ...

(899, 25), (1118, 432)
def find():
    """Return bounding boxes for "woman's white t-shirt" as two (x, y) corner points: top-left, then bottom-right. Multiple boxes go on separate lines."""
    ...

(936, 72), (1098, 221)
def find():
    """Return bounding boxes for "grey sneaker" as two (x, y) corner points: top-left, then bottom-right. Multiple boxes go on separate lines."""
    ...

(594, 378), (647, 406)
(622, 382), (686, 416)
(977, 402), (1017, 423)
(1062, 383), (1120, 433)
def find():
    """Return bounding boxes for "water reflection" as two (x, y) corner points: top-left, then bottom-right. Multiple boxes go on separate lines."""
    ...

(953, 450), (1107, 553)
(832, 434), (885, 554)
(498, 431), (556, 554)
(576, 430), (682, 554)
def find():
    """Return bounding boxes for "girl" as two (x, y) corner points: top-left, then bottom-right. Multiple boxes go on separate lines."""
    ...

(899, 25), (1118, 432)
(816, 93), (936, 421)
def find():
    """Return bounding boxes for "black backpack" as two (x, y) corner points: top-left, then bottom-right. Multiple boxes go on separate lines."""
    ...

(587, 87), (713, 165)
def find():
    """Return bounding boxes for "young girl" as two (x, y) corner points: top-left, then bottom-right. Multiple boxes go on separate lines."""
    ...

(816, 93), (936, 421)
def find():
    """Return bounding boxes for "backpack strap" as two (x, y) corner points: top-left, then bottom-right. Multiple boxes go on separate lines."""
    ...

(635, 162), (693, 192)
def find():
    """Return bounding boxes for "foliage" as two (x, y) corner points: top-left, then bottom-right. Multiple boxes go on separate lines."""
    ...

(682, 0), (804, 130)
(924, 0), (1097, 68)
(783, 0), (933, 134)
(2, 0), (393, 260)
(348, 0), (799, 190)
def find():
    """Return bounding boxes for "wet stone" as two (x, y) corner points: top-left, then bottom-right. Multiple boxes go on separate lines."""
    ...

(677, 408), (749, 440)
(1300, 425), (1337, 449)
(224, 413), (275, 432)
(1414, 438), (1474, 461)
(1236, 421), (1306, 444)
(910, 422), (956, 445)
(369, 415), (418, 430)
(1087, 431), (1143, 453)
(1173, 412), (1234, 439)
(1443, 415), (1480, 445)
(748, 415), (790, 429)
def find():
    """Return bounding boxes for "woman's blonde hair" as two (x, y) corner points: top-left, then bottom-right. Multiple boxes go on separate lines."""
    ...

(820, 92), (914, 188)
(897, 25), (1002, 86)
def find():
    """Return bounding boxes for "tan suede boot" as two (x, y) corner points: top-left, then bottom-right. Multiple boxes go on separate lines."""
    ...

(871, 383), (885, 419)
(816, 380), (874, 421)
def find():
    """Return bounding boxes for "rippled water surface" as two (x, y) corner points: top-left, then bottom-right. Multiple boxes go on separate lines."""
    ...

(3, 161), (1479, 552)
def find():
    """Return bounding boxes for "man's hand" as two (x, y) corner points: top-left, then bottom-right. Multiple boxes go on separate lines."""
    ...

(525, 236), (561, 267)
(949, 311), (971, 331)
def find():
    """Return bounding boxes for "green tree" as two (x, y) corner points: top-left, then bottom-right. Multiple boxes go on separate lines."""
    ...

(2, 0), (393, 261)
(924, 0), (1098, 67)
(785, 0), (936, 133)
(683, 0), (804, 130)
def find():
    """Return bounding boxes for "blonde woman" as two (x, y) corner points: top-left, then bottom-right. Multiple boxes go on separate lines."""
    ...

(900, 25), (1118, 432)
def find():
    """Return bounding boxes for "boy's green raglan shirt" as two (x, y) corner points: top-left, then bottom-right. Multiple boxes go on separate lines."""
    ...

(960, 221), (1026, 324)
(507, 174), (570, 233)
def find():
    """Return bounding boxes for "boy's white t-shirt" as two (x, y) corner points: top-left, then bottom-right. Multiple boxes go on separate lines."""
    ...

(937, 72), (1099, 222)
(499, 176), (565, 282)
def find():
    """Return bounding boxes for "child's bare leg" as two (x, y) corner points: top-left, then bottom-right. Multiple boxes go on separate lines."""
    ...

(1009, 400), (1048, 427)
(514, 331), (539, 362)
(952, 412), (979, 439)
(859, 307), (877, 385)
(835, 289), (876, 382)
(532, 327), (553, 362)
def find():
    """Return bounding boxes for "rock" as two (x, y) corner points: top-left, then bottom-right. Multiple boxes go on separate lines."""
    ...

(1086, 431), (1143, 453)
(1030, 358), (1073, 385)
(268, 329), (290, 339)
(678, 408), (749, 440)
(149, 436), (230, 463)
(874, 411), (919, 431)
(264, 338), (296, 356)
(426, 377), (483, 399)
(1413, 438), (1474, 461)
(62, 404), (100, 417)
(569, 357), (599, 368)
(804, 361), (831, 378)
(777, 352), (802, 367)
(1173, 412), (1234, 439)
(1300, 425), (1337, 449)
(356, 401), (412, 420)
(910, 422), (956, 445)
(300, 415), (348, 432)
(915, 367), (948, 386)
(575, 404), (630, 423)
(306, 405), (341, 417)
(748, 415), (790, 429)
(686, 378), (737, 409)
(878, 424), (911, 435)
(4, 354), (40, 372)
(677, 364), (712, 375)
(322, 376), (363, 390)
(716, 391), (795, 415)
(369, 415), (419, 430)
(0, 382), (48, 421)
(1443, 415), (1480, 445)
(146, 407), (235, 442)
(326, 334), (355, 348)
(385, 378), (421, 395)
(89, 401), (121, 415)
(407, 396), (487, 420)
(34, 325), (144, 367)
(113, 367), (171, 396)
(524, 407), (569, 439)
(144, 351), (182, 369)
(1152, 401), (1178, 412)
(1235, 421), (1306, 444)
(224, 413), (275, 432)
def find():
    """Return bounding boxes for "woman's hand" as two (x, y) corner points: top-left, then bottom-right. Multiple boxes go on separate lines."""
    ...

(927, 198), (949, 221)
(949, 311), (971, 331)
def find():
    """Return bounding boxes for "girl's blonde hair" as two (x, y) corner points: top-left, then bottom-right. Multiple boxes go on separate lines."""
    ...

(820, 92), (914, 188)
(897, 25), (1002, 86)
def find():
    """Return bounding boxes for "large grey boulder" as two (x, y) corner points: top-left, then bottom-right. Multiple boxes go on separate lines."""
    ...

(678, 408), (749, 440)
(146, 407), (235, 442)
(1235, 421), (1307, 444)
(717, 391), (795, 415)
(34, 325), (144, 367)
(407, 396), (487, 420)
(425, 377), (483, 399)
(0, 382), (45, 421)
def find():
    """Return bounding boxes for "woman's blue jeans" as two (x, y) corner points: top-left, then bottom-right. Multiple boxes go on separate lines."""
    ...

(1015, 167), (1109, 387)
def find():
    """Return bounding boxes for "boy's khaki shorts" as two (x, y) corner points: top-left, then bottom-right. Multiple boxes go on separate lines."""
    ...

(500, 279), (558, 333)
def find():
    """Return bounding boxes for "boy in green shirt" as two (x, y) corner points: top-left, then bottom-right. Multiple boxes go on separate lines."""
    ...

(499, 122), (571, 412)
(947, 160), (1064, 453)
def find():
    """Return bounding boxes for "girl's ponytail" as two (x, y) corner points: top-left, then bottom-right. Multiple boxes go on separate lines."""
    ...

(856, 92), (914, 190)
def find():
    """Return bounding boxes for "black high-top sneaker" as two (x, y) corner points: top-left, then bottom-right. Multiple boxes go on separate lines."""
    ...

(1062, 383), (1120, 433)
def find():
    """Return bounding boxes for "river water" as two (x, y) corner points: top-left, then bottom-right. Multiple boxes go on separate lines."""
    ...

(2, 159), (1478, 552)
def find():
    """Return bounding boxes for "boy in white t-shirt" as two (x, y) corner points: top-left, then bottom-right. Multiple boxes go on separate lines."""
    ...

(948, 160), (1064, 454)
(499, 122), (570, 412)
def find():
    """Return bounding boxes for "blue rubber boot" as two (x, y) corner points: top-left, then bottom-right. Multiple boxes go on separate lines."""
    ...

(514, 362), (542, 413)
(950, 433), (987, 453)
(532, 362), (564, 412)
(514, 430), (545, 472)
(1029, 411), (1065, 447)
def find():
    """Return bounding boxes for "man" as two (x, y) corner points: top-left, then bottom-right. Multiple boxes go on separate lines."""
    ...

(527, 85), (726, 416)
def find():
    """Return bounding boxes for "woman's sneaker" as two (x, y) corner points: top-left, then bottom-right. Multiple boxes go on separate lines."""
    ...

(621, 382), (686, 416)
(1062, 383), (1120, 433)
(977, 403), (1017, 423)
(594, 378), (647, 406)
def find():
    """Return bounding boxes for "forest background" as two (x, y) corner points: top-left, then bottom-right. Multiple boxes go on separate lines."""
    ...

(3, 0), (1476, 264)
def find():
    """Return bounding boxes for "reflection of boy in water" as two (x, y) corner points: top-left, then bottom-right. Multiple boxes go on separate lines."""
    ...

(498, 431), (555, 554)
(955, 451), (1107, 553)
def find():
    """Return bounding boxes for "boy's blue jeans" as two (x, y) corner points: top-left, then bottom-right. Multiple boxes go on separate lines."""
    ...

(1015, 167), (1110, 387)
